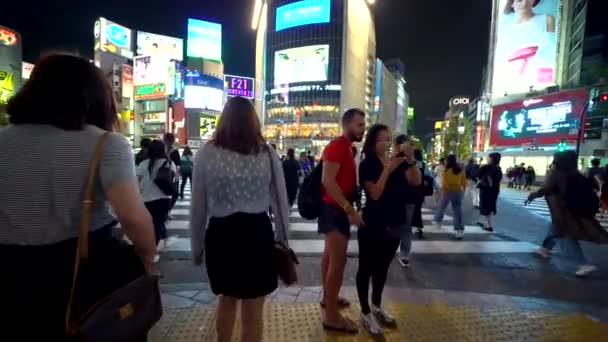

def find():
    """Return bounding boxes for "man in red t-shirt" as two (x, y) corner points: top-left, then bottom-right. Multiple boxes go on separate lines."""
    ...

(318, 108), (366, 333)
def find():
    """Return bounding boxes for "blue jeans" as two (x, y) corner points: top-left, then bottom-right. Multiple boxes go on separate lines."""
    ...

(541, 223), (587, 264)
(434, 191), (464, 231)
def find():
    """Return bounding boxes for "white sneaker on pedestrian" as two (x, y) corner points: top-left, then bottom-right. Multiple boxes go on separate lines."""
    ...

(397, 257), (410, 268)
(576, 265), (598, 277)
(360, 312), (382, 335)
(371, 304), (396, 325)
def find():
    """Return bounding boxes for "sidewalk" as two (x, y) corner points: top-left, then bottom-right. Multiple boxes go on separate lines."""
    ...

(150, 283), (608, 341)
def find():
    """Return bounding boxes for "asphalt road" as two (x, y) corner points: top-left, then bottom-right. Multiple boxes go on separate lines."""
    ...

(157, 190), (608, 314)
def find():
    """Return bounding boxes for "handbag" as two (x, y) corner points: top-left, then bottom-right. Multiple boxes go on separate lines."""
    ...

(65, 132), (163, 341)
(266, 146), (299, 286)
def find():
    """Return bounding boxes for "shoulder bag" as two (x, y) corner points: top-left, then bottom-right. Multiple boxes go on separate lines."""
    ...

(65, 132), (163, 341)
(266, 146), (299, 286)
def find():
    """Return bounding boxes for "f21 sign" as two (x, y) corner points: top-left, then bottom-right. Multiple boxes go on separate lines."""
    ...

(224, 75), (254, 99)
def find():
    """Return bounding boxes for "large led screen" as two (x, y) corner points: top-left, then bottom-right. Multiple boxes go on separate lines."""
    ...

(187, 19), (222, 61)
(185, 85), (223, 111)
(489, 89), (588, 146)
(491, 0), (561, 99)
(274, 45), (329, 85)
(276, 0), (331, 31)
(137, 31), (183, 61)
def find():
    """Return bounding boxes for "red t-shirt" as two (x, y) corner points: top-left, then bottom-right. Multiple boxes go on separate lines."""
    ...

(321, 136), (356, 206)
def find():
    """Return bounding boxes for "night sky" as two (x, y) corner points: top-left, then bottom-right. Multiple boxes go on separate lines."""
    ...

(0, 0), (491, 136)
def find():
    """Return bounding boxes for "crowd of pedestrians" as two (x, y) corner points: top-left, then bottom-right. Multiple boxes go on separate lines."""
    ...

(2, 52), (607, 340)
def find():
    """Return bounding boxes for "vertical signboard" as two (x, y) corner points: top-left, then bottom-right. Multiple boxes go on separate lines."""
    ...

(0, 25), (22, 103)
(491, 0), (562, 99)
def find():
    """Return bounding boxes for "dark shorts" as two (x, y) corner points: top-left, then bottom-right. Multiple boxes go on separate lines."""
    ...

(318, 202), (351, 238)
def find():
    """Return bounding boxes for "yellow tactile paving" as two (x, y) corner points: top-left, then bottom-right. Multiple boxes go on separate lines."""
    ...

(160, 302), (608, 341)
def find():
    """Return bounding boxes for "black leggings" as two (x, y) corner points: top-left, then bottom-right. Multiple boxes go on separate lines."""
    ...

(145, 198), (171, 245)
(356, 226), (400, 314)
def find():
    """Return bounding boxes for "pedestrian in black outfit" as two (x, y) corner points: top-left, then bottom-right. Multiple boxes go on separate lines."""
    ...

(356, 124), (421, 335)
(180, 146), (194, 199)
(411, 149), (426, 238)
(282, 148), (300, 207)
(163, 133), (181, 208)
(477, 152), (503, 232)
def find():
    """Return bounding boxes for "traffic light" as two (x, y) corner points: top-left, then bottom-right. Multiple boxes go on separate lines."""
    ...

(557, 139), (568, 152)
(599, 93), (608, 102)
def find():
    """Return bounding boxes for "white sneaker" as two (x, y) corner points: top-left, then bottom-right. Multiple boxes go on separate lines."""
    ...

(165, 236), (179, 247)
(156, 240), (167, 252)
(153, 254), (160, 263)
(371, 304), (396, 325)
(360, 312), (382, 335)
(576, 265), (598, 277)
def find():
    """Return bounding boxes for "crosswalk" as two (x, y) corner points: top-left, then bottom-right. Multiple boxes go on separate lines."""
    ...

(500, 188), (608, 230)
(144, 188), (538, 260)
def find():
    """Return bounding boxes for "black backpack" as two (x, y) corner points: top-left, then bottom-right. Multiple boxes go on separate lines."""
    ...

(565, 173), (599, 217)
(154, 160), (178, 196)
(297, 161), (323, 220)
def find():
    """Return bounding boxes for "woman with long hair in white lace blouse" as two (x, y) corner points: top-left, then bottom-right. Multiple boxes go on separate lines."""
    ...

(190, 96), (290, 342)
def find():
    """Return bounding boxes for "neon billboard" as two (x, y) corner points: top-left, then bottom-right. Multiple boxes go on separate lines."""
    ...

(225, 75), (255, 99)
(276, 0), (331, 31)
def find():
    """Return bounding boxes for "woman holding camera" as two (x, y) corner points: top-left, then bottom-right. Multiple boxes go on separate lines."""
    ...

(356, 125), (421, 335)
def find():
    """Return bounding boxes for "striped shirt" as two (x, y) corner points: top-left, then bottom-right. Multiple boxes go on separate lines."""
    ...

(0, 124), (136, 246)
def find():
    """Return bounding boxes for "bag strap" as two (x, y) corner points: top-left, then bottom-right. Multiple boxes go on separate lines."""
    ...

(65, 131), (110, 333)
(266, 145), (287, 243)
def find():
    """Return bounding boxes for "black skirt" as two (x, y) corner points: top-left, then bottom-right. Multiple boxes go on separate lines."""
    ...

(479, 188), (499, 216)
(205, 212), (278, 299)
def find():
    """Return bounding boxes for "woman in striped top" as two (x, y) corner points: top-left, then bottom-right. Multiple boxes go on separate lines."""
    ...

(0, 54), (156, 339)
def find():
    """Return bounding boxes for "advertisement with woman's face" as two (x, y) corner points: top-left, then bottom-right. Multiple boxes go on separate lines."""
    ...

(492, 0), (561, 98)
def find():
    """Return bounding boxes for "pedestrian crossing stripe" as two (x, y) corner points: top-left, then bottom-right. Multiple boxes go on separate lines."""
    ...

(121, 188), (539, 256)
(500, 189), (608, 229)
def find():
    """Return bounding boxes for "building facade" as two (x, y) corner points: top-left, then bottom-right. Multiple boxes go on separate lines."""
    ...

(254, 0), (376, 153)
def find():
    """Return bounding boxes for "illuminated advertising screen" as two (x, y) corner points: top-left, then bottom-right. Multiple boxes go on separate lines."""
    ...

(200, 112), (219, 139)
(275, 0), (331, 31)
(185, 85), (224, 111)
(121, 64), (133, 99)
(225, 75), (255, 99)
(490, 89), (588, 146)
(94, 18), (133, 59)
(187, 19), (222, 61)
(133, 55), (171, 86)
(136, 31), (183, 61)
(134, 83), (166, 99)
(22, 62), (34, 80)
(0, 25), (22, 104)
(274, 44), (329, 85)
(491, 0), (561, 99)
